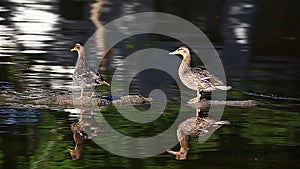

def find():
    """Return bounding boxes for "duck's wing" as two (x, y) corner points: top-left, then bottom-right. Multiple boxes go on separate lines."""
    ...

(189, 68), (212, 82)
(73, 56), (110, 86)
(87, 70), (110, 86)
(86, 69), (101, 81)
(207, 72), (226, 86)
(207, 72), (232, 90)
(190, 68), (225, 85)
(73, 70), (95, 87)
(73, 67), (108, 86)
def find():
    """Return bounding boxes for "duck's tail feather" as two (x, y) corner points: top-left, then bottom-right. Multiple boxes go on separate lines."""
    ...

(94, 72), (110, 86)
(96, 79), (110, 86)
(96, 72), (104, 81)
(215, 85), (232, 90)
(214, 120), (230, 125)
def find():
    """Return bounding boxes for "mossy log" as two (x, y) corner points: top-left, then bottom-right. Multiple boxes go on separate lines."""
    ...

(0, 90), (256, 108)
(33, 94), (152, 107)
(188, 98), (259, 109)
(0, 90), (151, 108)
(40, 95), (256, 108)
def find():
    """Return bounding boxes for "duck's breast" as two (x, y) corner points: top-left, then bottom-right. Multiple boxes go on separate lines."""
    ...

(178, 65), (199, 90)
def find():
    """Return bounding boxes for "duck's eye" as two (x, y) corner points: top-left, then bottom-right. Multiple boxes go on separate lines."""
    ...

(178, 48), (186, 53)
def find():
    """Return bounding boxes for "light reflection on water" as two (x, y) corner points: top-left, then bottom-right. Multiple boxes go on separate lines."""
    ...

(0, 0), (299, 168)
(10, 0), (59, 54)
(0, 108), (40, 126)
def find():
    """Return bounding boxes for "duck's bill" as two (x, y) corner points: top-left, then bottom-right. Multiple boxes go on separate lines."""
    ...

(70, 47), (77, 52)
(169, 51), (176, 55)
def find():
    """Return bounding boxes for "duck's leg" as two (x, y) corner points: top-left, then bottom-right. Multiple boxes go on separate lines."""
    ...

(77, 88), (84, 99)
(200, 91), (203, 100)
(80, 88), (84, 98)
(167, 135), (189, 160)
(196, 108), (202, 118)
(196, 89), (202, 102)
(91, 88), (95, 97)
(79, 109), (83, 121)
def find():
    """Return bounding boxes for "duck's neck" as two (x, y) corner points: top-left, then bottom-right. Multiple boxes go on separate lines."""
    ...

(77, 50), (85, 59)
(75, 51), (87, 69)
(183, 54), (191, 64)
(180, 54), (191, 67)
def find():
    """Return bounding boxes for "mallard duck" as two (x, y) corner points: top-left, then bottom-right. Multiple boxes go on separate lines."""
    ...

(169, 46), (231, 101)
(71, 43), (110, 98)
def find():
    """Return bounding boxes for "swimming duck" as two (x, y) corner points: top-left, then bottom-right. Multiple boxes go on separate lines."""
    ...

(169, 46), (231, 102)
(71, 43), (110, 98)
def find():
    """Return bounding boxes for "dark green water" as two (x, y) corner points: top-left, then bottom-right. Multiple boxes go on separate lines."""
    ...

(0, 0), (300, 168)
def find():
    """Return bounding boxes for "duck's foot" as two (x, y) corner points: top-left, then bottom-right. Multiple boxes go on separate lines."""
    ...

(76, 96), (84, 100)
(166, 149), (188, 160)
(188, 97), (208, 103)
(188, 97), (201, 104)
(167, 149), (176, 155)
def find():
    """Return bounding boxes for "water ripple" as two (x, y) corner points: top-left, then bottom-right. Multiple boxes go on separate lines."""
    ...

(0, 108), (40, 125)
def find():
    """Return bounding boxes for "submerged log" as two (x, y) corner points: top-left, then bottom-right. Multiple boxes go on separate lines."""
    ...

(0, 90), (255, 108)
(0, 90), (151, 108)
(43, 95), (255, 108)
(188, 98), (259, 109)
(34, 94), (152, 107)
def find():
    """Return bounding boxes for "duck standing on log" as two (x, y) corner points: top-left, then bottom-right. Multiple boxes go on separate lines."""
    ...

(71, 43), (110, 98)
(169, 46), (231, 102)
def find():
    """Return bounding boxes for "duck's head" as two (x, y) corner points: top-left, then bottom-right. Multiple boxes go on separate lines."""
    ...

(71, 43), (85, 56)
(169, 46), (191, 63)
(169, 46), (190, 57)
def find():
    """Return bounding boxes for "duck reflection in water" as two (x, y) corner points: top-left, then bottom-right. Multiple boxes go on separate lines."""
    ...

(167, 109), (230, 160)
(69, 119), (88, 160)
(68, 109), (106, 160)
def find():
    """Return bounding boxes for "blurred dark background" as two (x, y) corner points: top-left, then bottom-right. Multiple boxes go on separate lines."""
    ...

(0, 0), (299, 169)
(0, 0), (299, 97)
